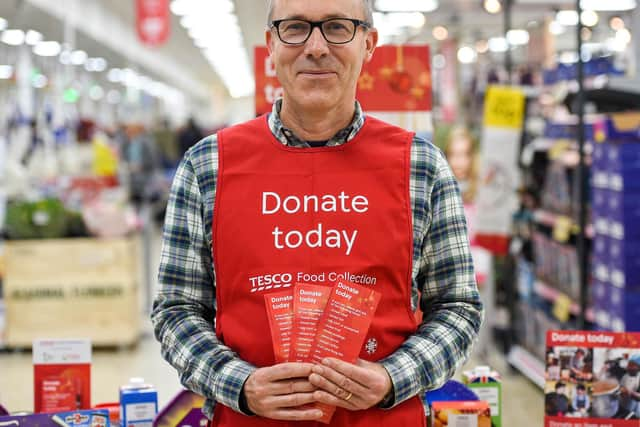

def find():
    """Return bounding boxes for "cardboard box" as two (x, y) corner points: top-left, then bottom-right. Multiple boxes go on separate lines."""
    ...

(462, 366), (502, 427)
(4, 237), (141, 347)
(0, 409), (109, 427)
(33, 339), (92, 413)
(431, 401), (491, 427)
(120, 381), (158, 427)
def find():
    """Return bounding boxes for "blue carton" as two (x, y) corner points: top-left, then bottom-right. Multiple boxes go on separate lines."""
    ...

(606, 189), (640, 237)
(607, 285), (640, 331)
(120, 382), (158, 427)
(604, 141), (640, 172)
(600, 112), (640, 143)
(592, 233), (609, 261)
(608, 237), (640, 290)
(591, 280), (609, 312)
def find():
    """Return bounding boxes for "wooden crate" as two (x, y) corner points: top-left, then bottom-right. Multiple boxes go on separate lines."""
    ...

(4, 237), (141, 347)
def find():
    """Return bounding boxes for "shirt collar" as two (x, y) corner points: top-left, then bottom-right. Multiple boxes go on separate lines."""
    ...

(267, 98), (365, 148)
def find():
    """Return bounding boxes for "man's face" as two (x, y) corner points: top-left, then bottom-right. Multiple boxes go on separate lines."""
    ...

(627, 361), (640, 376)
(266, 0), (377, 113)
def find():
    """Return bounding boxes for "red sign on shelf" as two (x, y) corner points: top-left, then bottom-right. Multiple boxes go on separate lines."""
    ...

(136, 0), (170, 46)
(254, 45), (432, 116)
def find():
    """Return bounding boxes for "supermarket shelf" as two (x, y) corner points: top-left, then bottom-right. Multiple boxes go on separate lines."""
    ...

(532, 209), (594, 238)
(507, 345), (546, 389)
(534, 280), (595, 323)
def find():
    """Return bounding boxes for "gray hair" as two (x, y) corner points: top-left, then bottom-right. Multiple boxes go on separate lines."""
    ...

(266, 0), (374, 26)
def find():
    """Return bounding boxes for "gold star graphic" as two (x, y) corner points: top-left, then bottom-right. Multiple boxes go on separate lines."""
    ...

(358, 72), (375, 91)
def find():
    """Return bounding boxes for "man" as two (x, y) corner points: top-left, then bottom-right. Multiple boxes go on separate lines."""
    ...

(620, 354), (640, 417)
(545, 382), (571, 416)
(151, 0), (483, 425)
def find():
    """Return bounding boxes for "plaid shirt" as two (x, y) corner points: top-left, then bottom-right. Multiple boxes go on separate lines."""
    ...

(152, 100), (483, 418)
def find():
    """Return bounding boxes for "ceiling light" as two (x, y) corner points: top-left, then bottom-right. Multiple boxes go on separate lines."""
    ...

(556, 10), (579, 26)
(457, 46), (477, 64)
(0, 17), (7, 31)
(108, 68), (123, 83)
(85, 57), (107, 72)
(610, 16), (625, 30)
(32, 74), (48, 89)
(71, 50), (88, 65)
(1, 29), (25, 46)
(507, 29), (530, 45)
(0, 65), (13, 79)
(375, 0), (439, 12)
(580, 0), (636, 10)
(33, 41), (61, 56)
(107, 90), (122, 104)
(25, 30), (43, 45)
(89, 85), (104, 101)
(484, 0), (502, 14)
(432, 25), (448, 41)
(581, 10), (599, 27)
(476, 39), (489, 54)
(489, 37), (509, 52)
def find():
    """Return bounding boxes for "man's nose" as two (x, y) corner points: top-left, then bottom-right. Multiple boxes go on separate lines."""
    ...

(304, 26), (329, 57)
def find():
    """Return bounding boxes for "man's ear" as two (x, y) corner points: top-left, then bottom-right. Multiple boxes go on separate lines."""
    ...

(364, 28), (378, 63)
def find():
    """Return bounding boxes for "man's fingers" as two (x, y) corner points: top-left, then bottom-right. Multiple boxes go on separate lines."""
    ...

(269, 407), (324, 421)
(268, 379), (316, 395)
(265, 391), (318, 409)
(321, 358), (372, 384)
(313, 389), (359, 410)
(263, 363), (316, 381)
(309, 371), (367, 398)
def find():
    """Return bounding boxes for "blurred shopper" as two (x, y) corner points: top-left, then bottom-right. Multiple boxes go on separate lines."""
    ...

(123, 124), (161, 204)
(177, 116), (204, 158)
(152, 0), (482, 425)
(153, 118), (180, 169)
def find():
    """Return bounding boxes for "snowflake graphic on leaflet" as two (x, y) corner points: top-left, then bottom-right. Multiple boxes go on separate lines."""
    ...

(365, 338), (378, 355)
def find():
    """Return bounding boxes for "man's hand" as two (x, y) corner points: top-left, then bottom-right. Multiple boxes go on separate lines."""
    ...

(309, 358), (393, 411)
(243, 363), (324, 421)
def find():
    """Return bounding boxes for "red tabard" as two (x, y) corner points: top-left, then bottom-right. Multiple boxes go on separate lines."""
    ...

(212, 115), (425, 427)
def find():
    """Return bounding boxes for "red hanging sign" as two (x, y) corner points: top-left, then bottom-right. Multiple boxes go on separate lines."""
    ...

(136, 0), (170, 46)
(254, 45), (432, 116)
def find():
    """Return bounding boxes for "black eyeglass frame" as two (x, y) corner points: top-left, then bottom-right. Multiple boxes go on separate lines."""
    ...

(270, 18), (372, 45)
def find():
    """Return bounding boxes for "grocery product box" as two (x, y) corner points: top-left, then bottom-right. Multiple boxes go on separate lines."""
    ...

(591, 280), (609, 313)
(0, 409), (109, 427)
(599, 112), (640, 143)
(545, 330), (640, 426)
(120, 380), (158, 427)
(608, 236), (640, 290)
(462, 366), (502, 427)
(33, 339), (91, 413)
(431, 401), (491, 427)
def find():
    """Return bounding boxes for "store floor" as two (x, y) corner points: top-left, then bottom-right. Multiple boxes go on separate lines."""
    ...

(0, 223), (542, 423)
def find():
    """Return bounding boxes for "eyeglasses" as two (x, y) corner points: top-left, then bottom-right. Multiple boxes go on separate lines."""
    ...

(270, 18), (371, 45)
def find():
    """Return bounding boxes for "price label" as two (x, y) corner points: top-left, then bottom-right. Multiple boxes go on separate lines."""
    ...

(483, 86), (525, 129)
(553, 216), (573, 243)
(553, 293), (572, 323)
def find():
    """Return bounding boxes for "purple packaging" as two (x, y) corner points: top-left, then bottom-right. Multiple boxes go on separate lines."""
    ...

(153, 390), (206, 427)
